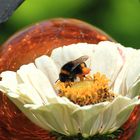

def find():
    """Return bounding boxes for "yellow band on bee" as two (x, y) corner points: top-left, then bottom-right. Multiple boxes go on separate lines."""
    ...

(61, 69), (70, 75)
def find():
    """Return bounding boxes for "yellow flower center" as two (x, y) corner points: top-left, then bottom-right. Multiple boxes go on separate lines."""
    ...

(55, 72), (116, 106)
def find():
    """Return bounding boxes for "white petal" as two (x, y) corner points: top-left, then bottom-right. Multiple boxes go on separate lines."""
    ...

(128, 77), (140, 98)
(35, 55), (59, 85)
(24, 104), (57, 131)
(90, 43), (123, 85)
(109, 97), (140, 132)
(125, 51), (140, 94)
(62, 43), (96, 67)
(17, 83), (44, 105)
(0, 71), (18, 92)
(17, 64), (48, 104)
(0, 74), (34, 105)
(27, 103), (79, 136)
(72, 102), (109, 136)
(0, 63), (67, 105)
(51, 43), (96, 70)
(17, 63), (59, 104)
(0, 71), (32, 103)
(126, 51), (140, 87)
(114, 49), (140, 96)
(51, 47), (64, 70)
(99, 96), (131, 134)
(51, 42), (123, 86)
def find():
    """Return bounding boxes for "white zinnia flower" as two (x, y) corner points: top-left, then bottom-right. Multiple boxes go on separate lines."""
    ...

(0, 41), (140, 137)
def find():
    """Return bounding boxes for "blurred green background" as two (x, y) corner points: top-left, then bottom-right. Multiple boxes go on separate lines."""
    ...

(0, 0), (140, 49)
(0, 0), (140, 139)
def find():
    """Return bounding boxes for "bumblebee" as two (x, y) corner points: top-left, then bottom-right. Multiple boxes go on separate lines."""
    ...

(59, 55), (90, 82)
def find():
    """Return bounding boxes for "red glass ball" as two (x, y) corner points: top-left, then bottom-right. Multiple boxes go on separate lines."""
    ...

(0, 18), (139, 140)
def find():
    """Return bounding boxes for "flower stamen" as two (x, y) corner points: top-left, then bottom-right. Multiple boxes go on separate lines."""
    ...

(55, 72), (116, 106)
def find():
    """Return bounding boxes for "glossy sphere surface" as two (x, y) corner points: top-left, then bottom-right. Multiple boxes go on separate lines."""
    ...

(0, 18), (139, 140)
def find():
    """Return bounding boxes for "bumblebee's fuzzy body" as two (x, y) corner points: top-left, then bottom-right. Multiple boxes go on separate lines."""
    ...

(59, 56), (90, 82)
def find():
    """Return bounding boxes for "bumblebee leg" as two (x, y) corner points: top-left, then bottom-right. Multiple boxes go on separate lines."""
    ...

(85, 75), (92, 80)
(77, 74), (84, 81)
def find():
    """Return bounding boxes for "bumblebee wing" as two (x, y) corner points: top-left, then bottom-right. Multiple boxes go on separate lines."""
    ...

(71, 55), (89, 71)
